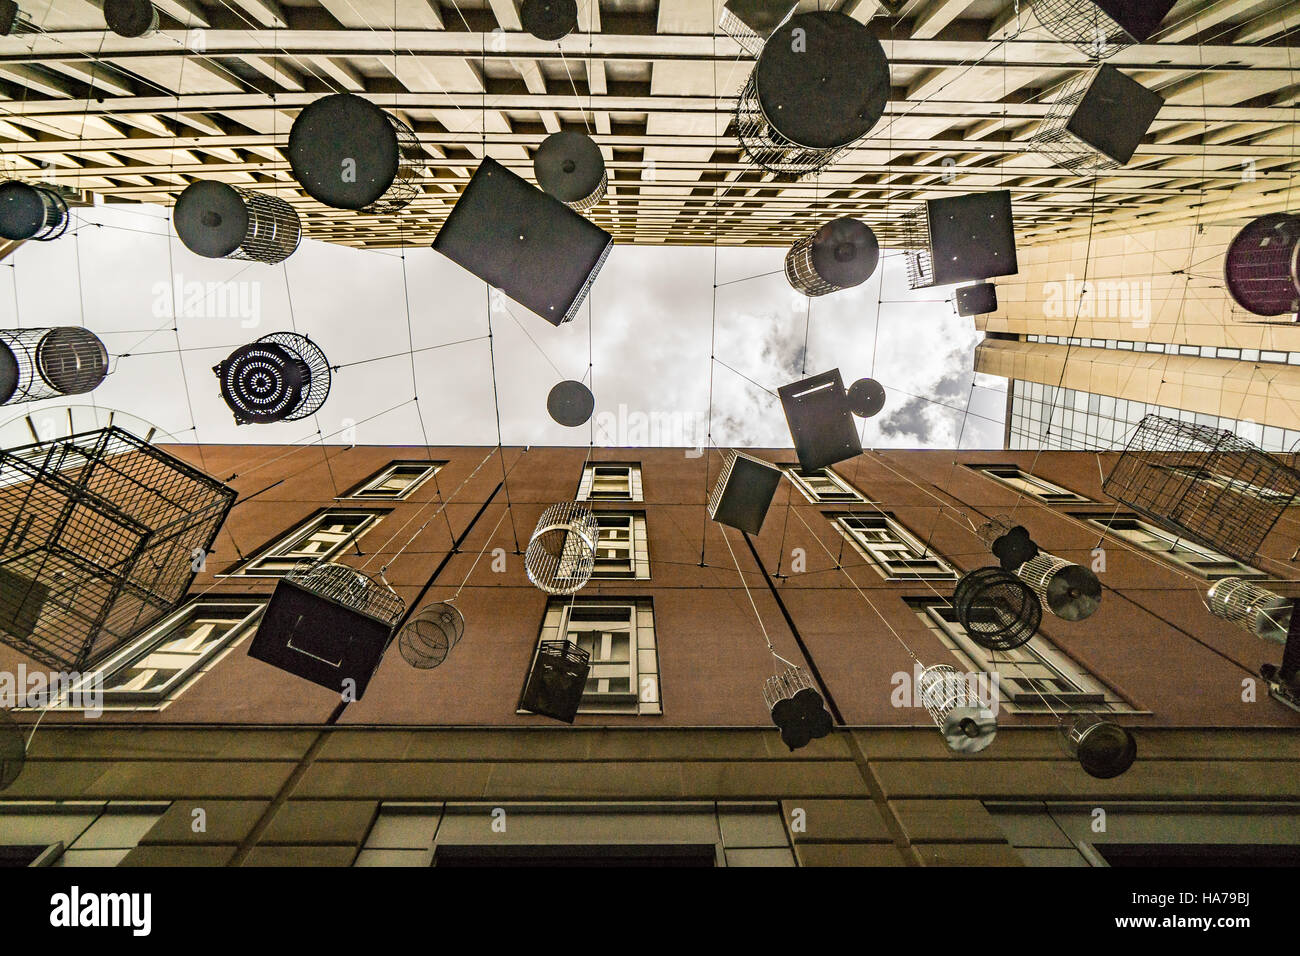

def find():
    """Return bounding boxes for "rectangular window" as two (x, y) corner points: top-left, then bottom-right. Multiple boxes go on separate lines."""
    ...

(832, 513), (956, 581)
(522, 599), (661, 716)
(1085, 515), (1266, 580)
(784, 466), (868, 503)
(974, 465), (1089, 503)
(345, 461), (442, 500)
(590, 513), (650, 580)
(577, 463), (643, 502)
(234, 510), (383, 576)
(1155, 464), (1297, 506)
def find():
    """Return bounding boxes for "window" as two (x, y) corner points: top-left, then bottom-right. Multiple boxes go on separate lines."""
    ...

(345, 461), (442, 500)
(975, 465), (1089, 503)
(784, 466), (867, 503)
(523, 599), (661, 716)
(577, 463), (642, 502)
(234, 510), (383, 576)
(1086, 515), (1266, 580)
(590, 513), (650, 579)
(833, 513), (957, 581)
(910, 600), (1133, 714)
(1155, 464), (1297, 505)
(0, 802), (168, 867)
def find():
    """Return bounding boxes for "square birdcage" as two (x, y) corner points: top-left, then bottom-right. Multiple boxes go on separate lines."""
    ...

(0, 426), (235, 670)
(1103, 414), (1300, 562)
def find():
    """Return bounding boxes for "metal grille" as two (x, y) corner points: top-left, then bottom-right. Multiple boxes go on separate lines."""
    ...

(784, 234), (836, 297)
(916, 663), (998, 754)
(1224, 213), (1300, 317)
(1061, 712), (1137, 778)
(1029, 68), (1120, 174)
(257, 333), (330, 421)
(525, 502), (600, 595)
(0, 327), (107, 406)
(398, 601), (465, 668)
(1205, 577), (1291, 644)
(718, 5), (767, 56)
(565, 169), (607, 214)
(283, 561), (404, 627)
(365, 112), (426, 214)
(952, 566), (1042, 650)
(1015, 551), (1102, 621)
(707, 449), (741, 520)
(228, 186), (302, 264)
(734, 71), (848, 179)
(900, 204), (935, 290)
(561, 236), (612, 326)
(0, 426), (235, 669)
(1103, 414), (1300, 561)
(0, 182), (67, 241)
(1032, 0), (1131, 60)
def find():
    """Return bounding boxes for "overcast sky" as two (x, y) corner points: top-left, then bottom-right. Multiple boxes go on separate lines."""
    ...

(0, 199), (1006, 452)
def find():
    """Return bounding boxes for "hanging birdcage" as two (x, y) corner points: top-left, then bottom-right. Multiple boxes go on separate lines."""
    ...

(214, 332), (331, 425)
(898, 190), (1017, 292)
(1029, 65), (1163, 175)
(0, 327), (108, 407)
(174, 181), (301, 264)
(0, 1), (39, 36)
(1060, 712), (1137, 779)
(534, 131), (607, 214)
(952, 567), (1042, 651)
(0, 181), (68, 242)
(1224, 213), (1300, 318)
(103, 0), (158, 37)
(1016, 553), (1102, 622)
(525, 502), (600, 595)
(1032, 0), (1139, 60)
(917, 663), (998, 754)
(1103, 414), (1300, 562)
(718, 0), (799, 57)
(708, 449), (782, 535)
(0, 426), (235, 670)
(784, 218), (880, 297)
(900, 203), (936, 291)
(763, 664), (832, 752)
(1030, 69), (1119, 174)
(398, 601), (465, 669)
(519, 639), (591, 723)
(1205, 577), (1292, 645)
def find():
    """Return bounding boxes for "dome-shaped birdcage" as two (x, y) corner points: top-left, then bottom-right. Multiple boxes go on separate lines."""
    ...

(917, 663), (998, 754)
(103, 0), (158, 37)
(1224, 213), (1300, 317)
(174, 180), (301, 264)
(525, 502), (600, 595)
(0, 181), (67, 242)
(784, 218), (880, 297)
(1061, 712), (1137, 779)
(213, 332), (331, 425)
(284, 561), (404, 627)
(0, 708), (25, 791)
(521, 0), (577, 40)
(288, 93), (426, 213)
(534, 131), (607, 213)
(398, 601), (465, 669)
(763, 664), (833, 752)
(1205, 577), (1292, 645)
(953, 567), (1043, 651)
(1016, 553), (1102, 622)
(0, 327), (107, 407)
(734, 11), (890, 178)
(1031, 0), (1132, 59)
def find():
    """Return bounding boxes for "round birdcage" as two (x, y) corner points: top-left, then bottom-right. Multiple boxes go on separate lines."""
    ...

(521, 0), (577, 40)
(525, 502), (600, 595)
(0, 181), (67, 241)
(763, 664), (832, 751)
(214, 332), (331, 425)
(0, 327), (107, 406)
(977, 517), (1041, 571)
(174, 180), (301, 264)
(1031, 0), (1132, 59)
(784, 218), (880, 297)
(0, 709), (25, 791)
(1205, 577), (1292, 645)
(917, 664), (998, 754)
(735, 11), (890, 178)
(103, 0), (158, 37)
(846, 378), (886, 418)
(534, 131), (607, 213)
(952, 567), (1042, 651)
(1016, 553), (1102, 622)
(288, 93), (425, 213)
(398, 601), (465, 669)
(284, 561), (404, 627)
(1061, 713), (1137, 779)
(1224, 213), (1300, 317)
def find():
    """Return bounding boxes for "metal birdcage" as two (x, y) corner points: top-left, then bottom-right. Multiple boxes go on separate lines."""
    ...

(0, 181), (68, 242)
(708, 449), (782, 535)
(214, 332), (331, 425)
(0, 327), (108, 407)
(1016, 552), (1102, 622)
(0, 426), (235, 670)
(718, 0), (799, 57)
(1224, 213), (1300, 318)
(1103, 414), (1300, 562)
(519, 639), (591, 723)
(398, 601), (465, 669)
(173, 181), (301, 264)
(1030, 69), (1120, 174)
(784, 218), (879, 297)
(763, 664), (832, 752)
(952, 567), (1042, 651)
(104, 0), (158, 37)
(1205, 577), (1292, 645)
(285, 561), (404, 627)
(525, 502), (600, 595)
(917, 663), (998, 754)
(0, 1), (40, 36)
(1060, 712), (1137, 778)
(534, 131), (607, 214)
(900, 203), (936, 291)
(1031, 0), (1133, 59)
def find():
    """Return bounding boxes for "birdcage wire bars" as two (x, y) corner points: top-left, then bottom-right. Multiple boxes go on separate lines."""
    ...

(1029, 68), (1121, 174)
(952, 567), (1042, 651)
(368, 113), (426, 215)
(525, 502), (601, 595)
(900, 204), (936, 291)
(398, 601), (465, 669)
(917, 663), (998, 754)
(283, 561), (404, 628)
(734, 72), (850, 179)
(221, 186), (302, 264)
(1205, 577), (1292, 645)
(0, 327), (107, 406)
(1032, 0), (1133, 60)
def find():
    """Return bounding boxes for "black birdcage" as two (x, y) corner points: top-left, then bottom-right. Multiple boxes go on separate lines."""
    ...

(0, 426), (235, 670)
(1060, 713), (1137, 778)
(0, 1), (39, 36)
(0, 181), (68, 242)
(952, 567), (1042, 651)
(398, 601), (465, 669)
(174, 181), (301, 264)
(534, 131), (607, 214)
(718, 0), (799, 57)
(214, 332), (331, 425)
(104, 0), (158, 37)
(0, 327), (108, 407)
(521, 0), (577, 41)
(1224, 213), (1300, 318)
(1029, 66), (1163, 174)
(519, 639), (591, 723)
(1103, 414), (1300, 562)
(899, 191), (1017, 292)
(1032, 0), (1175, 60)
(763, 665), (832, 752)
(784, 218), (879, 297)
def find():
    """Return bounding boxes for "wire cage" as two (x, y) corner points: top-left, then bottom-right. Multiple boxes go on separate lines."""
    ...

(718, 0), (799, 57)
(173, 181), (301, 264)
(708, 449), (782, 535)
(0, 1), (40, 36)
(398, 601), (465, 669)
(214, 332), (331, 425)
(763, 664), (832, 752)
(917, 663), (998, 754)
(1224, 213), (1300, 318)
(1060, 712), (1137, 779)
(525, 502), (600, 595)
(1029, 69), (1118, 174)
(519, 639), (591, 723)
(900, 204), (936, 291)
(1016, 552), (1102, 622)
(0, 181), (68, 242)
(1031, 0), (1133, 59)
(784, 218), (880, 297)
(0, 426), (236, 670)
(103, 0), (158, 37)
(1205, 577), (1292, 645)
(0, 327), (108, 407)
(533, 131), (607, 214)
(1103, 413), (1300, 562)
(285, 561), (404, 627)
(0, 708), (22, 791)
(952, 567), (1042, 651)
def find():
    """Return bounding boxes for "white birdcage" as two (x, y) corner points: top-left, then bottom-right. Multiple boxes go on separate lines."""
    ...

(917, 664), (998, 754)
(1205, 577), (1292, 645)
(525, 502), (600, 595)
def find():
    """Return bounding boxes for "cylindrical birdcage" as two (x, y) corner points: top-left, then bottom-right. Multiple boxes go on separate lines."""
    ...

(284, 561), (404, 627)
(0, 327), (107, 406)
(734, 11), (890, 178)
(784, 218), (880, 297)
(900, 203), (936, 290)
(1015, 552), (1102, 622)
(1224, 213), (1300, 317)
(0, 181), (68, 242)
(763, 664), (832, 751)
(103, 0), (158, 37)
(952, 567), (1042, 651)
(917, 663), (998, 754)
(1205, 577), (1292, 645)
(398, 601), (465, 669)
(1031, 0), (1132, 59)
(534, 131), (607, 213)
(288, 93), (426, 213)
(0, 1), (39, 36)
(1029, 68), (1120, 174)
(525, 502), (600, 595)
(1061, 712), (1137, 779)
(520, 0), (577, 41)
(213, 332), (331, 424)
(173, 180), (301, 264)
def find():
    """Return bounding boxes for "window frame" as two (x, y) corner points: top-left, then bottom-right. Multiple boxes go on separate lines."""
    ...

(577, 463), (643, 502)
(1082, 513), (1268, 580)
(342, 460), (443, 500)
(228, 509), (385, 577)
(973, 464), (1090, 503)
(832, 512), (958, 581)
(784, 465), (868, 503)
(588, 511), (651, 580)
